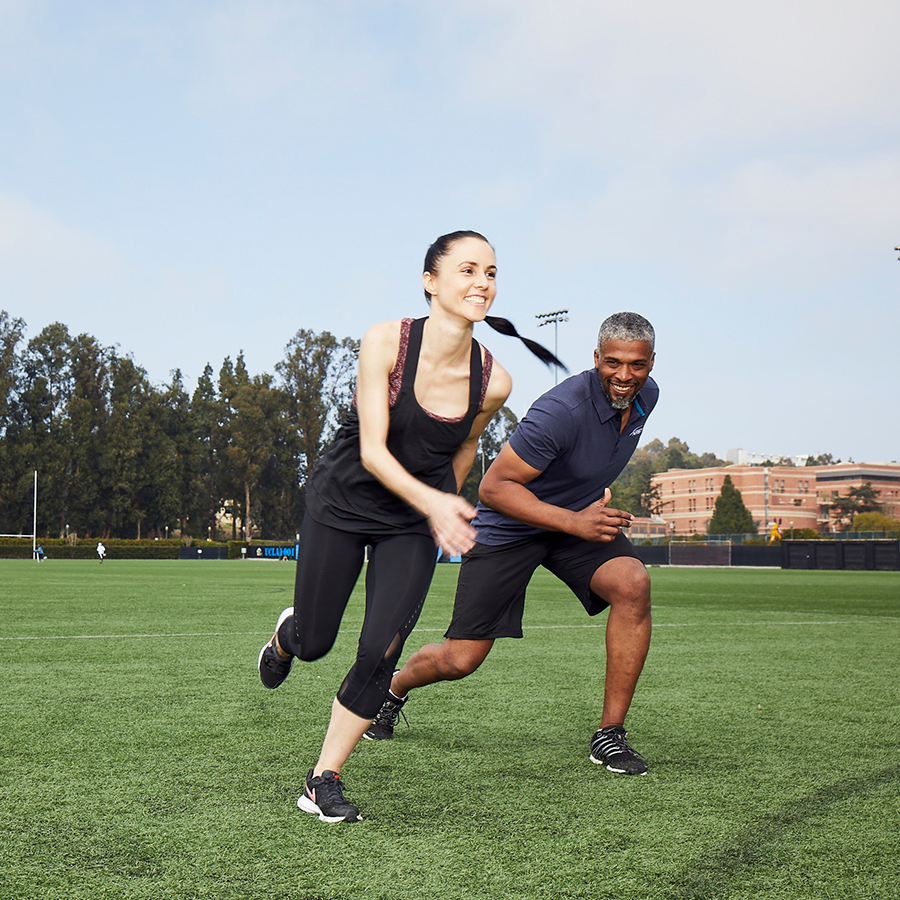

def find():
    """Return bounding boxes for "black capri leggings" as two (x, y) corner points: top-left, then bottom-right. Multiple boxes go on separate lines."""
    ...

(277, 513), (437, 719)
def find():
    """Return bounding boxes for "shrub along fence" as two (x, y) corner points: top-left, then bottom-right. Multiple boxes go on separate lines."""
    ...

(0, 538), (191, 560)
(5, 536), (897, 570)
(0, 538), (297, 561)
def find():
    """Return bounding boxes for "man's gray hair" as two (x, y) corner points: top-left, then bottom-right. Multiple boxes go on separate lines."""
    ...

(597, 312), (655, 352)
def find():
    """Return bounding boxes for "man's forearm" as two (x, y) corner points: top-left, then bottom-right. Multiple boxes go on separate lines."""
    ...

(479, 478), (576, 534)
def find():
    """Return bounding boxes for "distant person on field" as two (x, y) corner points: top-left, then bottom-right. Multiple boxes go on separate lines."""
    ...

(36, 545), (45, 562)
(255, 231), (563, 823)
(97, 541), (106, 563)
(367, 312), (659, 776)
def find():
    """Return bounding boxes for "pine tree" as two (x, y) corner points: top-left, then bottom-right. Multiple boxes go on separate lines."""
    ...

(708, 474), (757, 535)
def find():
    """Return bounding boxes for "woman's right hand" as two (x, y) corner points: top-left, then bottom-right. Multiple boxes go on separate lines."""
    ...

(426, 492), (478, 556)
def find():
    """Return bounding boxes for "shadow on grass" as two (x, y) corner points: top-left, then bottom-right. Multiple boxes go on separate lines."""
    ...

(668, 765), (899, 900)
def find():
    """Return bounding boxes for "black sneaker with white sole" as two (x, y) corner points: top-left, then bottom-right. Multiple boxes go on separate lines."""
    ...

(257, 607), (294, 689)
(363, 690), (407, 741)
(589, 725), (649, 775)
(298, 769), (362, 823)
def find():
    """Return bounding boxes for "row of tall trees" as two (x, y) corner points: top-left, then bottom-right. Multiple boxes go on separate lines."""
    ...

(0, 311), (522, 541)
(0, 311), (360, 540)
(7, 308), (864, 541)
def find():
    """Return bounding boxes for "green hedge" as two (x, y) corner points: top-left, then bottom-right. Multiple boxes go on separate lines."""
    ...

(0, 538), (226, 560)
(0, 538), (299, 560)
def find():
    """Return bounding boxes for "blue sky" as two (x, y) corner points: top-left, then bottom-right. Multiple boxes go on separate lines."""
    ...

(2, 0), (898, 463)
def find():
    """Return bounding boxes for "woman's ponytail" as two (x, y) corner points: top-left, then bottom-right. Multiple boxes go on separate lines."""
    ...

(484, 316), (568, 372)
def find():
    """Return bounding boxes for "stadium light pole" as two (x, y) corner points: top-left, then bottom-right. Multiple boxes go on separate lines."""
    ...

(535, 309), (568, 385)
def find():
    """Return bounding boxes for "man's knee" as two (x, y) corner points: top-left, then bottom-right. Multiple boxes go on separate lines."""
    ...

(594, 558), (651, 612)
(437, 639), (492, 680)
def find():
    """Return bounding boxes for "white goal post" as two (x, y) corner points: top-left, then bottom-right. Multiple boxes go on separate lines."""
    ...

(667, 540), (732, 567)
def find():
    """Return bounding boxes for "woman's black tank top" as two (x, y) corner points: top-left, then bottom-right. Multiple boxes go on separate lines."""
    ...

(306, 317), (485, 537)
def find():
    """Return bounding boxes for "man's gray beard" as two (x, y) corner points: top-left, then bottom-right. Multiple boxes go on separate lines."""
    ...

(602, 385), (633, 410)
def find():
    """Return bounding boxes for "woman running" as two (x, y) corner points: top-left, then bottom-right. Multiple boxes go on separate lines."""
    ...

(257, 230), (563, 822)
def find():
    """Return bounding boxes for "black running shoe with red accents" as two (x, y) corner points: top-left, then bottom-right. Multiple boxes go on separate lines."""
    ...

(257, 607), (294, 689)
(298, 769), (362, 823)
(589, 725), (649, 775)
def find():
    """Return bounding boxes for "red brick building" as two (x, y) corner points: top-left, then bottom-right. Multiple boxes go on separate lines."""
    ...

(649, 462), (900, 536)
(628, 516), (668, 541)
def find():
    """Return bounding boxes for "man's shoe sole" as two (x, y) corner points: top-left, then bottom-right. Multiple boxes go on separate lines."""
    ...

(589, 753), (648, 775)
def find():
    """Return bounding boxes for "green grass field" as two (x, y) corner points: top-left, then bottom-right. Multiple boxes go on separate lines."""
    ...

(1, 559), (897, 900)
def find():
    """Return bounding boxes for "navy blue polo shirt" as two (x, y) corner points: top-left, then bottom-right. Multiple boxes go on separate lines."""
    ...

(473, 368), (659, 545)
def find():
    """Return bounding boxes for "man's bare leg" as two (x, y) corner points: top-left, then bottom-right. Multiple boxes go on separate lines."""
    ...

(589, 557), (652, 728)
(390, 638), (495, 698)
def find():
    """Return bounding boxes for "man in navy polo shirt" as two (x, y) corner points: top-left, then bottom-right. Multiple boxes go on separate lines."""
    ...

(366, 312), (658, 775)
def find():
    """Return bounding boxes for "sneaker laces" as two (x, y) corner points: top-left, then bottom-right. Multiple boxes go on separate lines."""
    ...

(372, 696), (408, 730)
(317, 772), (352, 806)
(596, 726), (642, 759)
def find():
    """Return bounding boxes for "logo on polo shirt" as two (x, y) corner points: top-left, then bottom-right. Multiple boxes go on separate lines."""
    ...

(630, 425), (644, 436)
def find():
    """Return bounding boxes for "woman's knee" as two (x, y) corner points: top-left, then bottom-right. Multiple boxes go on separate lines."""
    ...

(297, 634), (337, 662)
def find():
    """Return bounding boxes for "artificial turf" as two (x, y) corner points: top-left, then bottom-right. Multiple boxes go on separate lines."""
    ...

(0, 559), (897, 899)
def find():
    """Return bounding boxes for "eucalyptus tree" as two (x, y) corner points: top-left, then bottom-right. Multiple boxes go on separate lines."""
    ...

(215, 354), (249, 537)
(162, 369), (203, 538)
(66, 333), (114, 534)
(191, 363), (222, 538)
(16, 322), (78, 535)
(98, 355), (167, 538)
(0, 311), (26, 531)
(275, 329), (359, 489)
(227, 374), (286, 540)
(0, 310), (24, 429)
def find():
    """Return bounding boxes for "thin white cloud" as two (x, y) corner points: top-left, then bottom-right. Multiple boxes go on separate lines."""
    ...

(0, 191), (124, 303)
(695, 152), (900, 284)
(187, 0), (394, 115)
(442, 0), (900, 152)
(539, 150), (900, 288)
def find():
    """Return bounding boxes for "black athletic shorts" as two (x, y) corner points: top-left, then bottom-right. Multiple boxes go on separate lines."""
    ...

(445, 531), (641, 640)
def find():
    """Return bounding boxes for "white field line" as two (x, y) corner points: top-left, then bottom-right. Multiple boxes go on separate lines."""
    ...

(0, 619), (894, 642)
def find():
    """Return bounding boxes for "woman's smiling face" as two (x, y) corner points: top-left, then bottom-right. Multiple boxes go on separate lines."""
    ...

(423, 236), (497, 323)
